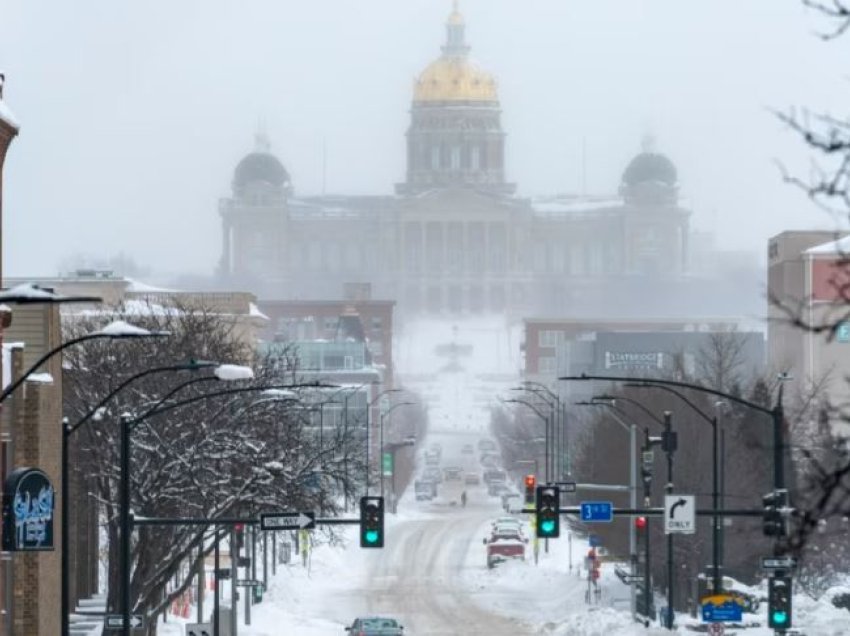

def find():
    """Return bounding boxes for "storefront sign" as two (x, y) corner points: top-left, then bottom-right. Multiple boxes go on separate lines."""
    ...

(2, 467), (55, 551)
(604, 351), (664, 371)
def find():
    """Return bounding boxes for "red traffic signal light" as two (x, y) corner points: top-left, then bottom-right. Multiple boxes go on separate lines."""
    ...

(635, 516), (647, 530)
(524, 475), (536, 489)
(524, 475), (537, 504)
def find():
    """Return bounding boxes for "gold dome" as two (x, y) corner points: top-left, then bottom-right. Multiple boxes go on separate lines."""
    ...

(413, 56), (497, 103)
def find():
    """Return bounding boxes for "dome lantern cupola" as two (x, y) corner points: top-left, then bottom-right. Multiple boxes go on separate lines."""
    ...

(620, 137), (679, 206)
(398, 1), (515, 196)
(232, 130), (291, 198)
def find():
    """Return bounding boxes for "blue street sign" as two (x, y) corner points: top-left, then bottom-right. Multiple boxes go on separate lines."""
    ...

(701, 596), (744, 623)
(589, 534), (602, 547)
(580, 501), (613, 523)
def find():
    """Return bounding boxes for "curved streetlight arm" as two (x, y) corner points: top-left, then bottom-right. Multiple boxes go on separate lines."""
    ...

(126, 382), (337, 428)
(591, 394), (666, 429)
(1, 333), (112, 404)
(383, 401), (415, 417)
(520, 380), (559, 403)
(560, 374), (772, 415)
(625, 384), (715, 427)
(512, 386), (556, 409)
(134, 375), (222, 422)
(67, 361), (218, 436)
(575, 400), (631, 434)
(503, 397), (548, 422)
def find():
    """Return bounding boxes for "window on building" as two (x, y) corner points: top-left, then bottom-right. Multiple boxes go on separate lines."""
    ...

(538, 356), (557, 374)
(371, 316), (383, 330)
(471, 145), (481, 171)
(323, 316), (338, 332)
(431, 146), (441, 170)
(370, 341), (383, 356)
(450, 146), (461, 170)
(344, 355), (354, 370)
(538, 330), (559, 348)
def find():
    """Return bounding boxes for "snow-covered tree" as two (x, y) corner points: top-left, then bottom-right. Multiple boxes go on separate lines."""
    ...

(62, 300), (366, 634)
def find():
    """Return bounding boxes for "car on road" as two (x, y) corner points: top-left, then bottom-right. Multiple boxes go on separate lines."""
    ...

(500, 492), (519, 512)
(345, 616), (405, 635)
(443, 466), (463, 481)
(482, 468), (506, 484)
(423, 467), (442, 483)
(464, 472), (480, 485)
(479, 453), (501, 468)
(461, 443), (474, 454)
(424, 449), (440, 466)
(487, 481), (511, 497)
(478, 438), (497, 452)
(483, 534), (525, 569)
(414, 479), (437, 501)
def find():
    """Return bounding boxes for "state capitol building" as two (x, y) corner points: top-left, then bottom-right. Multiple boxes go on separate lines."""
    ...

(217, 4), (706, 319)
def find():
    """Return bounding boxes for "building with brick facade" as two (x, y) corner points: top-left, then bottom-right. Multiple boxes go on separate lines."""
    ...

(768, 230), (850, 435)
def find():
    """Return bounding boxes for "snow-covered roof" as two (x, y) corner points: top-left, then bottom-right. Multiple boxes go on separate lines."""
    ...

(125, 278), (178, 293)
(805, 235), (850, 256)
(0, 75), (19, 130)
(249, 302), (270, 321)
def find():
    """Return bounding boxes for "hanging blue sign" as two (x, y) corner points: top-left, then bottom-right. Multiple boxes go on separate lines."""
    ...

(2, 467), (55, 551)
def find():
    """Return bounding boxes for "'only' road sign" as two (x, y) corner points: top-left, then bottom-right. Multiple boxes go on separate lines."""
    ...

(260, 512), (316, 531)
(664, 494), (695, 535)
(580, 501), (613, 522)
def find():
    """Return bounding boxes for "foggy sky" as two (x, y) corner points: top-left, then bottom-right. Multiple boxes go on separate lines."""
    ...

(1, 0), (846, 279)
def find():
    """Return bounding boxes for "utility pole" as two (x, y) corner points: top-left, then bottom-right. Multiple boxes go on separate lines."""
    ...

(213, 527), (220, 636)
(230, 527), (237, 636)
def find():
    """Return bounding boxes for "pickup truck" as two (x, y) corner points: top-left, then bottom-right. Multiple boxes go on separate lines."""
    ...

(483, 530), (526, 569)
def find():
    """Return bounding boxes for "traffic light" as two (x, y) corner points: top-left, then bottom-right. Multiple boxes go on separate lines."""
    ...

(763, 489), (788, 537)
(234, 523), (245, 554)
(535, 485), (560, 538)
(524, 475), (536, 505)
(635, 516), (647, 531)
(359, 496), (384, 548)
(768, 575), (792, 629)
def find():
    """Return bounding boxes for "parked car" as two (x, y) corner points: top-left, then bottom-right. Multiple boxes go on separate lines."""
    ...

(487, 481), (511, 497)
(423, 467), (442, 483)
(464, 472), (481, 485)
(483, 535), (525, 568)
(345, 616), (405, 635)
(479, 453), (501, 468)
(501, 492), (520, 512)
(443, 466), (463, 481)
(414, 480), (437, 501)
(482, 468), (506, 484)
(478, 438), (497, 452)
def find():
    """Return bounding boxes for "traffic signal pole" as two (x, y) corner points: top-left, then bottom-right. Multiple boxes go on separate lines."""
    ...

(664, 411), (675, 630)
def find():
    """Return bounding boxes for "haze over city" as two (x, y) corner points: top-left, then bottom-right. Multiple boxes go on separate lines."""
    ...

(1, 0), (847, 278)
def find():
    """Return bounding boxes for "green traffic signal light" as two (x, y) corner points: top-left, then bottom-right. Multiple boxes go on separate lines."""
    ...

(772, 610), (788, 625)
(359, 496), (385, 548)
(535, 485), (561, 538)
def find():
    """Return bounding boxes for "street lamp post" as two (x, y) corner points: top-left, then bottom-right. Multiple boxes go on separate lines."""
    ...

(364, 388), (402, 495)
(504, 398), (550, 481)
(379, 401), (415, 498)
(11, 322), (175, 636)
(625, 384), (725, 595)
(519, 381), (565, 480)
(576, 399), (639, 622)
(117, 380), (329, 635)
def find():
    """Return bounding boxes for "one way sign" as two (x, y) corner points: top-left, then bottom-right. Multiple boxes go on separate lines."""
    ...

(104, 614), (145, 629)
(260, 511), (316, 531)
(664, 494), (695, 535)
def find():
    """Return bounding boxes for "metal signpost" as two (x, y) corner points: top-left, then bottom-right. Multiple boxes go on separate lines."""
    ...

(259, 512), (316, 531)
(580, 501), (614, 522)
(664, 494), (695, 535)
